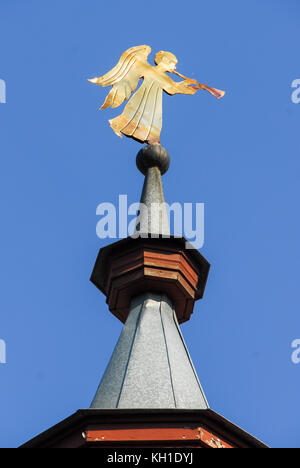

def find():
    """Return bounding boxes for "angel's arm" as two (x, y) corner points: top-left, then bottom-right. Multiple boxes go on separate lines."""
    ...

(162, 77), (198, 96)
(163, 76), (226, 99)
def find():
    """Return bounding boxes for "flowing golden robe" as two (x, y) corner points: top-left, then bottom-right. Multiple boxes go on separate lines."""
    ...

(109, 77), (163, 144)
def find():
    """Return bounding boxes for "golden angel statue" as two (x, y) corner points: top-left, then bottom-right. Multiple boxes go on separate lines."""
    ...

(89, 45), (225, 144)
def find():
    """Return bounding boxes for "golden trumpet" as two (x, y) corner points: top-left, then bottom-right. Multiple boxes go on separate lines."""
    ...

(172, 70), (225, 99)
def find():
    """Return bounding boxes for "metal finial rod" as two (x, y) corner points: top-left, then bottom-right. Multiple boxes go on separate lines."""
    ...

(135, 144), (170, 237)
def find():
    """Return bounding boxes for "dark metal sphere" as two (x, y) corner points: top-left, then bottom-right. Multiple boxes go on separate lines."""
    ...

(136, 144), (170, 175)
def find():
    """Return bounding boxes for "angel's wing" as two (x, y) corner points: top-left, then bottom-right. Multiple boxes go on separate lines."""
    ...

(88, 45), (151, 110)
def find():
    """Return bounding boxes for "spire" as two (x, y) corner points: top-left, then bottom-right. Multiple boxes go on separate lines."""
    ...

(21, 143), (268, 450)
(91, 293), (208, 409)
(90, 144), (210, 409)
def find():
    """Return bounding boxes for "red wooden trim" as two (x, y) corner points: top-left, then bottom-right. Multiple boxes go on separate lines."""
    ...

(85, 426), (234, 448)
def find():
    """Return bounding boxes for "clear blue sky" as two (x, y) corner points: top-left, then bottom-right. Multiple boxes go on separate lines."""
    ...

(0, 0), (299, 448)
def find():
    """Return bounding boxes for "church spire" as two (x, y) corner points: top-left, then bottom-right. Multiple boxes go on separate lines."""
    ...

(90, 143), (210, 409)
(21, 44), (268, 448)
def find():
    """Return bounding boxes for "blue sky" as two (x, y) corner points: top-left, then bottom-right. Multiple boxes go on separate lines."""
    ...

(0, 0), (299, 448)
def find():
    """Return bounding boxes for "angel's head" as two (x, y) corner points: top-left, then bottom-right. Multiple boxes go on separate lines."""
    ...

(154, 51), (178, 72)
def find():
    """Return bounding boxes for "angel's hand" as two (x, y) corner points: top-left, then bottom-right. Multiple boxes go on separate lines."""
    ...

(177, 81), (198, 95)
